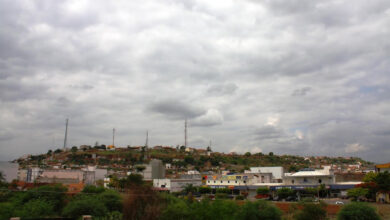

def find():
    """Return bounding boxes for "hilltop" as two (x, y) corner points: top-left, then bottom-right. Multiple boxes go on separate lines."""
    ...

(16, 145), (374, 173)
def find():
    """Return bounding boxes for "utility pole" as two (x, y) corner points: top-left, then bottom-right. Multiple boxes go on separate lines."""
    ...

(184, 119), (189, 148)
(63, 118), (68, 150)
(112, 128), (115, 146)
(145, 130), (149, 148)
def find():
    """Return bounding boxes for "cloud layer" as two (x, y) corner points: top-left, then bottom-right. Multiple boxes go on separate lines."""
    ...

(1, 0), (390, 162)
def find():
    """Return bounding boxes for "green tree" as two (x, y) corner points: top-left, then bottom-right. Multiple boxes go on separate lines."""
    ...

(22, 184), (67, 212)
(71, 146), (78, 153)
(62, 197), (108, 218)
(347, 187), (369, 201)
(337, 202), (380, 220)
(160, 199), (190, 220)
(363, 172), (378, 183)
(293, 202), (327, 220)
(373, 171), (390, 192)
(54, 148), (62, 154)
(244, 152), (251, 157)
(98, 190), (123, 212)
(198, 186), (211, 194)
(82, 185), (105, 194)
(276, 188), (294, 199)
(237, 200), (282, 220)
(269, 152), (274, 156)
(256, 187), (270, 195)
(0, 202), (14, 220)
(14, 199), (55, 218)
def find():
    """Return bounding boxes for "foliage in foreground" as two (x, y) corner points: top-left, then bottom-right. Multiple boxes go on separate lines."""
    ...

(337, 202), (381, 220)
(160, 198), (282, 220)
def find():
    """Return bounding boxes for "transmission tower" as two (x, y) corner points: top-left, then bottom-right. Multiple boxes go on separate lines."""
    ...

(145, 130), (149, 148)
(63, 118), (69, 150)
(184, 119), (188, 148)
(112, 128), (115, 146)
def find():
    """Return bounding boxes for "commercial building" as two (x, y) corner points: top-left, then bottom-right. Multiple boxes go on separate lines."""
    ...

(283, 166), (335, 185)
(245, 167), (284, 183)
(153, 178), (202, 192)
(375, 162), (390, 173)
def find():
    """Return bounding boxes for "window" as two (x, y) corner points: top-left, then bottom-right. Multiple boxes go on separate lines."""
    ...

(303, 178), (308, 183)
(243, 180), (246, 184)
(221, 181), (223, 183)
(292, 180), (295, 184)
(318, 179), (322, 184)
(228, 181), (230, 183)
(235, 181), (237, 183)
(208, 181), (210, 183)
(214, 181), (216, 183)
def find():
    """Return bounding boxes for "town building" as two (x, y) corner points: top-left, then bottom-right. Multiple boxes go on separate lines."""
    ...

(375, 162), (390, 173)
(245, 167), (284, 183)
(141, 159), (165, 180)
(283, 166), (335, 185)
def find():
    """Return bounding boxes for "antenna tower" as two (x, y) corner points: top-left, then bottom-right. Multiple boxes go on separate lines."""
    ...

(112, 128), (115, 146)
(145, 130), (149, 148)
(184, 119), (187, 148)
(63, 118), (69, 150)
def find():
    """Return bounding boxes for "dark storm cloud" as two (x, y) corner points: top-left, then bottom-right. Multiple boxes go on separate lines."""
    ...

(0, 0), (389, 162)
(148, 99), (206, 120)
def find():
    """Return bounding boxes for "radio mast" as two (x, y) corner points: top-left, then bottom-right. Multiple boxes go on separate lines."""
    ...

(184, 119), (187, 148)
(63, 118), (69, 150)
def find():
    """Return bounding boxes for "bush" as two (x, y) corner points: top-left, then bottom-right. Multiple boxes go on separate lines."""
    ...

(216, 188), (231, 194)
(347, 187), (369, 201)
(98, 190), (122, 212)
(199, 186), (212, 194)
(215, 193), (228, 199)
(82, 185), (105, 194)
(294, 202), (327, 220)
(337, 202), (380, 220)
(257, 187), (270, 195)
(62, 197), (108, 218)
(236, 200), (282, 220)
(236, 195), (245, 200)
(14, 199), (55, 218)
(276, 188), (294, 199)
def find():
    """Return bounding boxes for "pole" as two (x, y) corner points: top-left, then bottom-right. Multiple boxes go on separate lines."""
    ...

(63, 118), (68, 150)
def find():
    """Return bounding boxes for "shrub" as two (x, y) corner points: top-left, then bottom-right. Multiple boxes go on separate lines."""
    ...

(293, 202), (327, 220)
(198, 186), (212, 194)
(337, 202), (380, 220)
(256, 187), (270, 195)
(62, 197), (108, 218)
(236, 200), (282, 220)
(215, 193), (228, 199)
(276, 188), (294, 199)
(236, 195), (245, 200)
(347, 187), (369, 201)
(216, 188), (231, 194)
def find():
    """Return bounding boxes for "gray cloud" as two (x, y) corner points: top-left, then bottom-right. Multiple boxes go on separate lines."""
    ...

(148, 99), (206, 120)
(0, 0), (389, 163)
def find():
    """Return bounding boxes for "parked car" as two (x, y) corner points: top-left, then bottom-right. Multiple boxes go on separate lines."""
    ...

(335, 201), (344, 205)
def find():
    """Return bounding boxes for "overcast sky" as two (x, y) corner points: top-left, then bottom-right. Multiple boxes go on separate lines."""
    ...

(1, 0), (390, 163)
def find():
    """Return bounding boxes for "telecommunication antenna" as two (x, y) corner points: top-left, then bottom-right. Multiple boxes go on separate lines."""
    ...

(112, 128), (115, 146)
(184, 119), (188, 148)
(63, 118), (69, 150)
(145, 130), (149, 148)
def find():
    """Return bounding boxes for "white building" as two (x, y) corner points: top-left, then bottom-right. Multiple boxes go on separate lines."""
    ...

(154, 178), (202, 192)
(205, 173), (273, 187)
(283, 166), (335, 185)
(245, 167), (284, 183)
